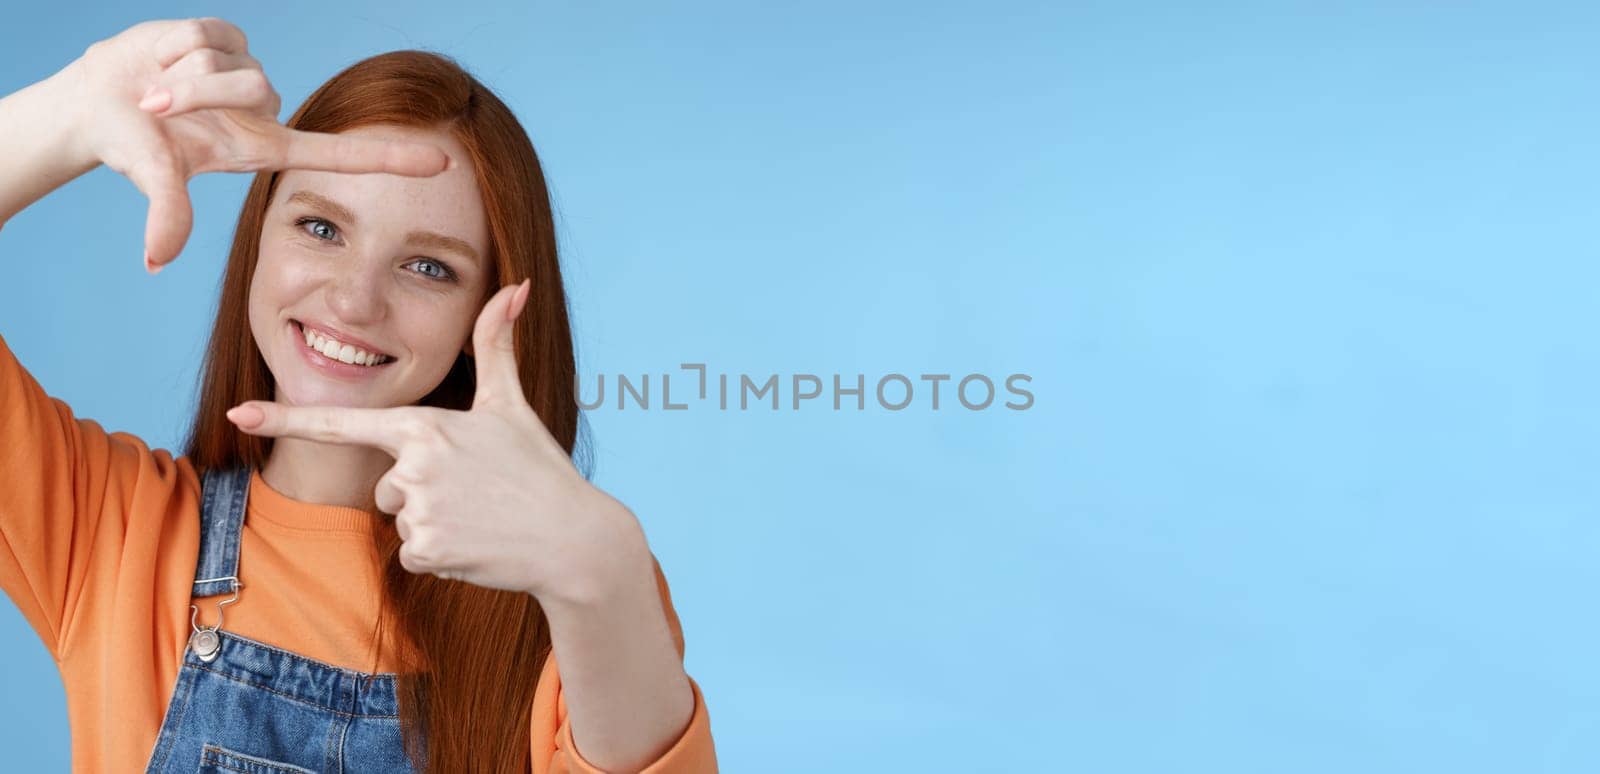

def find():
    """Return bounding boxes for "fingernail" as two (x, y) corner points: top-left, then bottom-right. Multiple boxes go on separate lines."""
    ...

(138, 89), (171, 112)
(144, 251), (163, 276)
(506, 279), (531, 321)
(226, 404), (265, 429)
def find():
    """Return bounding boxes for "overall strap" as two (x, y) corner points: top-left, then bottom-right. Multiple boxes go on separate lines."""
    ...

(192, 464), (251, 598)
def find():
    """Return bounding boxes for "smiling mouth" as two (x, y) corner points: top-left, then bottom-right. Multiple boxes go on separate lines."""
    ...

(292, 320), (396, 367)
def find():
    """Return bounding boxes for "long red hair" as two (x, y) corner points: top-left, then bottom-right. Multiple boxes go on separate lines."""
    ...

(180, 50), (586, 773)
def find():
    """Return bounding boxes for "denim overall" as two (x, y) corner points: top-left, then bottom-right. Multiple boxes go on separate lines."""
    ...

(143, 465), (421, 773)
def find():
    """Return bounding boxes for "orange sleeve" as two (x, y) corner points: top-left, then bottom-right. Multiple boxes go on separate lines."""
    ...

(531, 555), (718, 773)
(0, 331), (131, 659)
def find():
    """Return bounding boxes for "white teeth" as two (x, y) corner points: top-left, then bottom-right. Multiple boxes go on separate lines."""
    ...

(299, 323), (386, 366)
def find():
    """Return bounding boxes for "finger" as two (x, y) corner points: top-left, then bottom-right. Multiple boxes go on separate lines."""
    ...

(144, 48), (271, 114)
(152, 17), (250, 69)
(225, 400), (410, 456)
(375, 468), (407, 516)
(119, 141), (193, 270)
(142, 68), (279, 119)
(157, 47), (261, 82)
(397, 540), (432, 575)
(470, 280), (532, 410)
(273, 128), (452, 177)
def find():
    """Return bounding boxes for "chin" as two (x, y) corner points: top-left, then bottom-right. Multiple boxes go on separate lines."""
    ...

(270, 364), (383, 407)
(278, 384), (377, 409)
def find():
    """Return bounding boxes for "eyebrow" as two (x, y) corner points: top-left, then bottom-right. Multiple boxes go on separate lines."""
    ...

(285, 190), (482, 268)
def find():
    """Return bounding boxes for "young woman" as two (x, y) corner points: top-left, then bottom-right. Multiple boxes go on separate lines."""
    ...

(0, 17), (716, 774)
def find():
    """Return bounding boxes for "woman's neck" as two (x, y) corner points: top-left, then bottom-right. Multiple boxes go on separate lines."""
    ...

(259, 437), (392, 510)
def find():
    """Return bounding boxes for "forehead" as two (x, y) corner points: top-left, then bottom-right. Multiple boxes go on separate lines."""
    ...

(270, 124), (489, 255)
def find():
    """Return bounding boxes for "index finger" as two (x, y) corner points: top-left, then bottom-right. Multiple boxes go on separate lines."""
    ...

(274, 128), (452, 177)
(227, 401), (411, 456)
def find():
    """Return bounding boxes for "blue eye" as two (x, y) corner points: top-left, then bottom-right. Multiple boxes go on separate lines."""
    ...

(294, 216), (338, 241)
(409, 258), (458, 282)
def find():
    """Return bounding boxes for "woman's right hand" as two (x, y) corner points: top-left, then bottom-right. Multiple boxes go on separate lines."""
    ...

(59, 17), (451, 274)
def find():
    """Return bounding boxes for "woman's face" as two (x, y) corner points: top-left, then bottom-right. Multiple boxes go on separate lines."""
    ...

(248, 123), (491, 410)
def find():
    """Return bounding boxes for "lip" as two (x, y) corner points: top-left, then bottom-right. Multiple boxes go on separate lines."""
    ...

(291, 320), (396, 380)
(294, 319), (394, 358)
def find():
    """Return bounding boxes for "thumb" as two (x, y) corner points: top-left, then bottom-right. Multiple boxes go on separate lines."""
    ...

(470, 279), (532, 410)
(125, 154), (192, 273)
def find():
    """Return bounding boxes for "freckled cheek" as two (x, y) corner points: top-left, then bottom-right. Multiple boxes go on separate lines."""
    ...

(393, 304), (475, 363)
(259, 251), (337, 295)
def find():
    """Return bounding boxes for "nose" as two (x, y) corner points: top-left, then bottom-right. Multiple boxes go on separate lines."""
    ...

(324, 256), (390, 326)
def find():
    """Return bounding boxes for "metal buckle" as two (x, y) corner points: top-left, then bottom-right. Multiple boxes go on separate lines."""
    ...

(187, 576), (243, 663)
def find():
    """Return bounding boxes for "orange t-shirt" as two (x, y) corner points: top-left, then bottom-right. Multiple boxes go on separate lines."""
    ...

(0, 331), (716, 773)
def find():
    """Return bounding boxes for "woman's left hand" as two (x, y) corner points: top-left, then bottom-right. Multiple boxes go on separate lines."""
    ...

(225, 280), (643, 604)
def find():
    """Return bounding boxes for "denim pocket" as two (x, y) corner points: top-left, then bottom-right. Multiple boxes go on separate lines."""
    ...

(196, 743), (317, 774)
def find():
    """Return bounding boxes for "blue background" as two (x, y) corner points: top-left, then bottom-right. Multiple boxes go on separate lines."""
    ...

(0, 1), (1589, 772)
